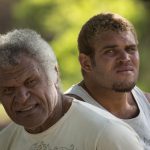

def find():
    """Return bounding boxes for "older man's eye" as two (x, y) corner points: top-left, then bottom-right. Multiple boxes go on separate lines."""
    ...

(2, 87), (14, 95)
(26, 79), (37, 87)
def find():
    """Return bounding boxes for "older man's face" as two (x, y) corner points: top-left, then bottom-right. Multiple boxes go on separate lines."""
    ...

(0, 55), (58, 133)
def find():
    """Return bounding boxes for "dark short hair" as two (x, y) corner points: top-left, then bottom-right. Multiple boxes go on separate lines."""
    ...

(78, 12), (138, 58)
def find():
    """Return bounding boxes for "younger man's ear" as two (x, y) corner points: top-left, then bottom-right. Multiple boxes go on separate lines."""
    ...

(79, 53), (92, 72)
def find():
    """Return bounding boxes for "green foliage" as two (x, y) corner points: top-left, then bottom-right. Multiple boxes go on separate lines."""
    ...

(11, 0), (150, 91)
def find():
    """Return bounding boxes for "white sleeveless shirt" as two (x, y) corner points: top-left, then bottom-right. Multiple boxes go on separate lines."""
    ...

(65, 85), (150, 150)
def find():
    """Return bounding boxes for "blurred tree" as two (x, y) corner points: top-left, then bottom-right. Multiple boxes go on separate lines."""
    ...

(0, 0), (149, 91)
(0, 0), (16, 33)
(136, 0), (150, 91)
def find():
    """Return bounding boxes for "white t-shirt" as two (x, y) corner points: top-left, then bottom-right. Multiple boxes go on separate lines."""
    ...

(66, 85), (150, 150)
(0, 100), (143, 150)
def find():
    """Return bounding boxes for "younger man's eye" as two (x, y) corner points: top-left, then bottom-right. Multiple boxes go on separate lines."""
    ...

(104, 49), (115, 56)
(127, 47), (137, 53)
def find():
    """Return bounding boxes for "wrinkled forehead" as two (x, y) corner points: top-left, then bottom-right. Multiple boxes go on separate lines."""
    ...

(0, 48), (31, 68)
(0, 56), (40, 84)
(91, 30), (138, 53)
(94, 30), (137, 44)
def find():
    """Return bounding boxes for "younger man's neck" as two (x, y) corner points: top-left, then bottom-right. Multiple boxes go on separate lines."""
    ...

(79, 81), (139, 119)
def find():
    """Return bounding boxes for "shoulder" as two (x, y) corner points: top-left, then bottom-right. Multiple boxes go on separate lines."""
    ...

(0, 123), (14, 145)
(65, 84), (83, 100)
(74, 101), (143, 149)
(133, 86), (150, 103)
(72, 100), (121, 126)
(72, 101), (141, 132)
(0, 122), (22, 141)
(144, 92), (150, 103)
(97, 121), (143, 150)
(0, 122), (23, 149)
(65, 84), (78, 94)
(65, 93), (85, 101)
(64, 84), (82, 98)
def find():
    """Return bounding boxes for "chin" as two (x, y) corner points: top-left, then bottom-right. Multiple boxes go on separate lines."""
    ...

(16, 117), (46, 131)
(24, 121), (46, 133)
(112, 82), (136, 92)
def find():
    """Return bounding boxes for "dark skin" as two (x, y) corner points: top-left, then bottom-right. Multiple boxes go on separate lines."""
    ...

(68, 83), (150, 119)
(73, 30), (150, 119)
(79, 81), (139, 119)
(0, 55), (72, 133)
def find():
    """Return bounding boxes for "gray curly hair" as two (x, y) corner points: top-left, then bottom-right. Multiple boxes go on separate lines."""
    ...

(0, 29), (58, 84)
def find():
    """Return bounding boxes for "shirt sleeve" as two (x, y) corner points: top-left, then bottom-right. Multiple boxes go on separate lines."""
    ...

(96, 121), (144, 150)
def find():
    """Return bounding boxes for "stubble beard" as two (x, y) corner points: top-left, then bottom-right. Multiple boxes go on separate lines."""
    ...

(111, 69), (139, 92)
(112, 80), (136, 92)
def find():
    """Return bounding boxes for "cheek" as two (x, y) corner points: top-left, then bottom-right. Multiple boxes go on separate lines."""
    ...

(132, 54), (140, 67)
(96, 60), (114, 73)
(40, 88), (54, 107)
(1, 98), (11, 111)
(1, 101), (14, 119)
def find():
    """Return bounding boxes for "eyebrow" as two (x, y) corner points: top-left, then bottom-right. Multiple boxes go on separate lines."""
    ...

(102, 45), (118, 50)
(102, 44), (137, 50)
